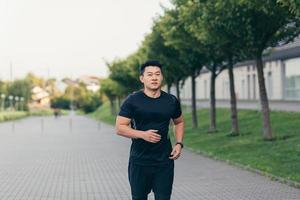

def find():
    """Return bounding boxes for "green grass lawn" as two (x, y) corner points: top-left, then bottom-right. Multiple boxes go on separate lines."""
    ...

(89, 102), (116, 124)
(0, 109), (64, 123)
(182, 108), (300, 183)
(90, 102), (300, 183)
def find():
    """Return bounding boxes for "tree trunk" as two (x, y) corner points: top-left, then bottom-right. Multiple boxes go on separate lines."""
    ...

(167, 84), (171, 94)
(117, 96), (121, 112)
(191, 73), (198, 128)
(116, 96), (122, 115)
(256, 55), (273, 140)
(209, 65), (217, 132)
(109, 98), (116, 116)
(176, 79), (181, 103)
(228, 58), (239, 135)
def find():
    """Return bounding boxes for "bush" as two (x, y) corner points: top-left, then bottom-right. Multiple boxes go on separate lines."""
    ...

(81, 94), (102, 113)
(52, 92), (102, 113)
(51, 96), (71, 109)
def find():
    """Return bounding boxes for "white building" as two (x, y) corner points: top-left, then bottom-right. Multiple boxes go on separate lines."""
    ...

(77, 75), (100, 93)
(29, 86), (50, 108)
(177, 39), (300, 101)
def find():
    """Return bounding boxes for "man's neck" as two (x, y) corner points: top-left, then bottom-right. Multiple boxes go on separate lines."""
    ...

(143, 88), (161, 98)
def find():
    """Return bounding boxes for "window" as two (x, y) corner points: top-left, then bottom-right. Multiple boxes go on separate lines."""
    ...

(247, 75), (250, 99)
(242, 80), (245, 99)
(284, 58), (300, 100)
(204, 80), (207, 99)
(253, 74), (256, 99)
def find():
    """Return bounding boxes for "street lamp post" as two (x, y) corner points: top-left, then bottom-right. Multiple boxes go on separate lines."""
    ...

(0, 94), (5, 111)
(15, 96), (19, 111)
(20, 97), (24, 111)
(8, 95), (13, 111)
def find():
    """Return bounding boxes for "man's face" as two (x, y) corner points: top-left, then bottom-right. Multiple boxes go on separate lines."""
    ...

(140, 66), (163, 90)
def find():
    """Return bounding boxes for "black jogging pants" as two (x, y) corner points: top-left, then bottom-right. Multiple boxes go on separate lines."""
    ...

(128, 161), (174, 200)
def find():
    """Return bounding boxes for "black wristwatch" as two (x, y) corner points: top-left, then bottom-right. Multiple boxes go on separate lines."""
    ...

(175, 142), (184, 148)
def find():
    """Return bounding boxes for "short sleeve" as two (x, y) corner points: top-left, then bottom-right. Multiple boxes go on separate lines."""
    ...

(118, 95), (133, 119)
(172, 96), (182, 119)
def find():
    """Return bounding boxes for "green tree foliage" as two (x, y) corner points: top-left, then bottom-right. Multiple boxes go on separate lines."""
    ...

(105, 0), (300, 139)
(141, 20), (188, 99)
(45, 78), (61, 98)
(8, 79), (32, 102)
(25, 73), (45, 88)
(61, 83), (101, 113)
(6, 79), (32, 110)
(173, 0), (300, 138)
(0, 81), (8, 95)
(108, 54), (142, 95)
(238, 0), (300, 140)
(278, 0), (300, 16)
(177, 0), (248, 134)
(159, 8), (207, 128)
(51, 96), (71, 110)
(80, 93), (102, 113)
(100, 78), (122, 115)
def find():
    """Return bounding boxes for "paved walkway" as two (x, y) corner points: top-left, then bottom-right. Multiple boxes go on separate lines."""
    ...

(0, 114), (299, 200)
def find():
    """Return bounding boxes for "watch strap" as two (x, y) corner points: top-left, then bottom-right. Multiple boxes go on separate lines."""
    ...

(175, 142), (184, 148)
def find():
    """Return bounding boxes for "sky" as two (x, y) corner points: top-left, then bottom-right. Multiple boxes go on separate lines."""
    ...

(0, 0), (171, 82)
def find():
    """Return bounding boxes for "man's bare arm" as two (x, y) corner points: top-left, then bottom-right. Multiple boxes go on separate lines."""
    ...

(173, 115), (184, 143)
(169, 115), (184, 160)
(115, 116), (161, 143)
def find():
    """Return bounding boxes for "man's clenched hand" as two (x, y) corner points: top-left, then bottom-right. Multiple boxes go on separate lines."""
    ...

(141, 129), (161, 143)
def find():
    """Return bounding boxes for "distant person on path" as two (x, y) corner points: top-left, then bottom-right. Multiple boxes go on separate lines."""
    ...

(53, 108), (61, 118)
(115, 60), (185, 200)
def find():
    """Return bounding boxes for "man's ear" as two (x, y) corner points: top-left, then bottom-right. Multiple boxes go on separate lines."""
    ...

(139, 75), (144, 83)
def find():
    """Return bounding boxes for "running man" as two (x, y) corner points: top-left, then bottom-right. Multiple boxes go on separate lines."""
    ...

(115, 60), (184, 200)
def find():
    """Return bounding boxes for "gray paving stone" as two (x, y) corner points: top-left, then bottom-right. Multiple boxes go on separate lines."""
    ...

(0, 114), (299, 200)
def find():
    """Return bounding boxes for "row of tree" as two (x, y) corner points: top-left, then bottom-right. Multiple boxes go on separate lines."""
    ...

(0, 73), (60, 110)
(0, 72), (103, 113)
(53, 79), (102, 113)
(101, 0), (300, 140)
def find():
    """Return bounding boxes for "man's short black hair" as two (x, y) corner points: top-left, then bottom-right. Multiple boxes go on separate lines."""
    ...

(140, 60), (162, 75)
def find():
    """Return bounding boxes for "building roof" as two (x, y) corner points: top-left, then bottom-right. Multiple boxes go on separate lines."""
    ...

(235, 38), (300, 67)
(198, 38), (300, 74)
(31, 86), (49, 100)
(77, 75), (99, 86)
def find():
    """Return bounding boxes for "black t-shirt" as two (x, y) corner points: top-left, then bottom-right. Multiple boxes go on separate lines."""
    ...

(118, 90), (182, 166)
